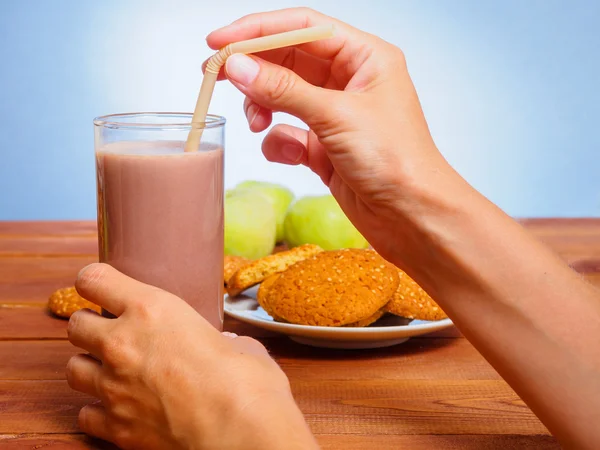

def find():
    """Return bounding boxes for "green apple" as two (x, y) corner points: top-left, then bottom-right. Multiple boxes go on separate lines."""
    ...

(284, 195), (369, 250)
(225, 190), (276, 259)
(235, 181), (294, 242)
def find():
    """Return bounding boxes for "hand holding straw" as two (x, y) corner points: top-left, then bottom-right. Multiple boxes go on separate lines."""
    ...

(185, 25), (335, 152)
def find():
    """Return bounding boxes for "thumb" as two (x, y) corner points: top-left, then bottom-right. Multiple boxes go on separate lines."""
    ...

(224, 53), (338, 129)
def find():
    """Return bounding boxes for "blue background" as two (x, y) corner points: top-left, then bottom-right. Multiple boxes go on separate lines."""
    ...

(0, 0), (598, 219)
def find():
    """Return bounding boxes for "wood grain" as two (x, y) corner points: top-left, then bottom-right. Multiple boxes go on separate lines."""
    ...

(0, 433), (559, 449)
(318, 434), (560, 449)
(520, 218), (600, 264)
(0, 434), (117, 450)
(0, 379), (547, 436)
(0, 257), (96, 304)
(0, 381), (91, 434)
(293, 380), (549, 435)
(0, 221), (96, 236)
(0, 433), (558, 449)
(0, 338), (500, 381)
(0, 219), (596, 449)
(0, 306), (68, 340)
(268, 337), (496, 380)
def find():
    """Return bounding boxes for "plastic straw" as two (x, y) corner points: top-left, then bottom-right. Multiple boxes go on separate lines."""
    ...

(184, 25), (335, 152)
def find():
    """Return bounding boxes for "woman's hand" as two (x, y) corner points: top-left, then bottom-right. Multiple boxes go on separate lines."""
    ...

(209, 9), (600, 449)
(66, 263), (317, 450)
(206, 7), (463, 263)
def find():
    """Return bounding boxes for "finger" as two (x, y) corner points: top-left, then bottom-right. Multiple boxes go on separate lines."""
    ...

(225, 54), (341, 130)
(78, 403), (111, 442)
(206, 7), (354, 60)
(262, 124), (308, 166)
(66, 353), (103, 397)
(253, 47), (332, 88)
(204, 47), (332, 88)
(76, 263), (160, 317)
(262, 124), (334, 183)
(67, 308), (112, 357)
(244, 97), (272, 132)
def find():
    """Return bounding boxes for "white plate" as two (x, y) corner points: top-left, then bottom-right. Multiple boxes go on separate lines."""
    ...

(224, 287), (453, 349)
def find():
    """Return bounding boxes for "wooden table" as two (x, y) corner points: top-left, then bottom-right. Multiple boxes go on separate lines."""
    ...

(1, 219), (599, 449)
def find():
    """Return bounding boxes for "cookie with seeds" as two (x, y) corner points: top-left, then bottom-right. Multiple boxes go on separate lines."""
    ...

(264, 249), (399, 326)
(256, 273), (282, 319)
(48, 286), (101, 319)
(224, 255), (250, 286)
(227, 244), (323, 297)
(385, 270), (447, 321)
(259, 273), (387, 327)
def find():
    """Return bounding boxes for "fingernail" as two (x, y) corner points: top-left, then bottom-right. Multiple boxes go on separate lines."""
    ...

(78, 263), (95, 279)
(226, 54), (259, 86)
(246, 103), (260, 127)
(281, 144), (304, 164)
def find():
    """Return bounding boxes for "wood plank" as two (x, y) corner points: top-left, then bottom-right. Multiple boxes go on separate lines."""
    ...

(0, 257), (97, 304)
(0, 381), (91, 434)
(0, 433), (559, 449)
(0, 434), (117, 449)
(271, 337), (494, 380)
(0, 380), (547, 436)
(0, 237), (97, 258)
(521, 218), (600, 262)
(0, 338), (500, 381)
(0, 341), (75, 380)
(293, 380), (549, 435)
(0, 306), (68, 339)
(318, 434), (559, 449)
(0, 221), (96, 236)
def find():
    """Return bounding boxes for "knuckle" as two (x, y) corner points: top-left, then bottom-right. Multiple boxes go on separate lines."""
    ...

(296, 6), (316, 16)
(97, 377), (131, 410)
(108, 422), (134, 449)
(77, 263), (110, 292)
(100, 378), (125, 406)
(99, 331), (133, 366)
(392, 46), (406, 64)
(66, 311), (81, 339)
(65, 356), (78, 386)
(77, 406), (91, 431)
(310, 93), (355, 136)
(264, 69), (296, 104)
(130, 296), (163, 323)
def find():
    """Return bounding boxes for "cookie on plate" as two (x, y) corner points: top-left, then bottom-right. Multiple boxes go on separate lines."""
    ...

(384, 270), (447, 321)
(227, 244), (323, 297)
(224, 255), (250, 285)
(264, 249), (399, 326)
(48, 287), (101, 319)
(258, 273), (385, 327)
(256, 273), (282, 320)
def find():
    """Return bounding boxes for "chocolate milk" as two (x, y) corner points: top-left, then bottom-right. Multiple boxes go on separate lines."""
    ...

(96, 141), (224, 329)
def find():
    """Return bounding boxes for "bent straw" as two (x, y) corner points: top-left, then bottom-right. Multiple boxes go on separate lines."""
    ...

(185, 25), (335, 152)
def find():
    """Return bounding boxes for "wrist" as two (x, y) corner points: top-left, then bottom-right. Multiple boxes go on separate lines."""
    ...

(382, 156), (499, 295)
(203, 391), (317, 450)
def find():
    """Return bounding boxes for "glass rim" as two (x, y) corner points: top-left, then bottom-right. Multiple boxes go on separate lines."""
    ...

(93, 112), (226, 130)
